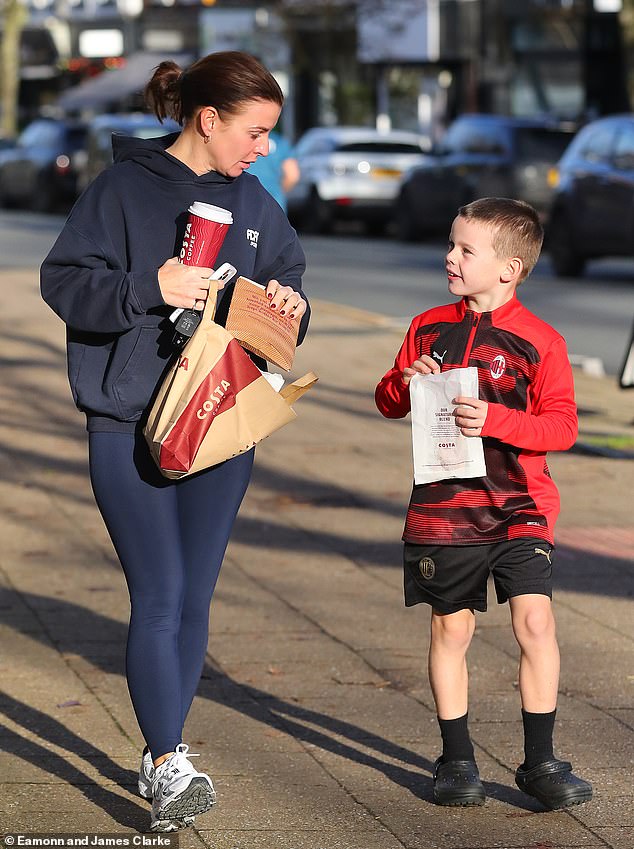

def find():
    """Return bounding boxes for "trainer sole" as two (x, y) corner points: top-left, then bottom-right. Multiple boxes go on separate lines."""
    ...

(155, 777), (216, 822)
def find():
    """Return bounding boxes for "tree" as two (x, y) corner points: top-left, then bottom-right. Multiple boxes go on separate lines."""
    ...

(0, 0), (27, 139)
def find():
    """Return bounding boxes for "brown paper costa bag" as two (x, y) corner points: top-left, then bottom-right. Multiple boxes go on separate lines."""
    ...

(225, 275), (300, 371)
(144, 292), (317, 479)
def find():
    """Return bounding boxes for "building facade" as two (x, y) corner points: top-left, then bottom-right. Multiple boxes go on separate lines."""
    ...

(5, 0), (630, 135)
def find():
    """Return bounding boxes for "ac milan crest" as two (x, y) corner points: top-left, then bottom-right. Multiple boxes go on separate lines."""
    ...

(490, 354), (506, 380)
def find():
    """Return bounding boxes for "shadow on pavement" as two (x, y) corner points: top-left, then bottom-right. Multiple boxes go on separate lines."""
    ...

(0, 589), (538, 817)
(0, 702), (146, 830)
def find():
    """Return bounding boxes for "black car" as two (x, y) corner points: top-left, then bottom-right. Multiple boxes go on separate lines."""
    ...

(394, 114), (575, 241)
(0, 117), (87, 212)
(77, 112), (181, 193)
(547, 114), (634, 277)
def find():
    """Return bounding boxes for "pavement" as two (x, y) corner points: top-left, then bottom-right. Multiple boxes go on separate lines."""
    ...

(0, 267), (633, 849)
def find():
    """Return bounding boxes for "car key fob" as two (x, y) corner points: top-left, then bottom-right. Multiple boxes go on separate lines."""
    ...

(171, 308), (201, 350)
(169, 262), (238, 326)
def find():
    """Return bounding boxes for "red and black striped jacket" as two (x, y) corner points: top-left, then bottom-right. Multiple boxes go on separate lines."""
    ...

(375, 296), (577, 546)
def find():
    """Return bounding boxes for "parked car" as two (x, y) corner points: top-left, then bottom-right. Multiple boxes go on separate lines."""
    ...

(287, 126), (430, 234)
(78, 112), (181, 192)
(0, 117), (87, 212)
(547, 114), (634, 277)
(393, 114), (576, 241)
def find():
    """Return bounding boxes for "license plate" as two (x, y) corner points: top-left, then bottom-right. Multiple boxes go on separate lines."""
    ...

(371, 168), (402, 178)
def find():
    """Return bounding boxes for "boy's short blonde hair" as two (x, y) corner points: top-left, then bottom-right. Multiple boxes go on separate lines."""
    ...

(458, 197), (544, 282)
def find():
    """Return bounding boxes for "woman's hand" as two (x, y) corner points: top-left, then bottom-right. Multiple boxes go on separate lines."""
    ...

(158, 257), (214, 310)
(264, 279), (307, 320)
(402, 355), (440, 386)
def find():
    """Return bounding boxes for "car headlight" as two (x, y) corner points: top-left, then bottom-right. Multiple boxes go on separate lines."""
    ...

(55, 155), (71, 173)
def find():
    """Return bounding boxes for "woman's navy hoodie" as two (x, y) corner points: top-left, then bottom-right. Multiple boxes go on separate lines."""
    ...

(40, 132), (309, 433)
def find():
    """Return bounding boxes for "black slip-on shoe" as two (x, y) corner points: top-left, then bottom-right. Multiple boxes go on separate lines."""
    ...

(433, 757), (486, 806)
(515, 759), (593, 810)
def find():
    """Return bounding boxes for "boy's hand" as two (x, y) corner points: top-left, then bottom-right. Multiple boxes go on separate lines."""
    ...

(402, 355), (440, 386)
(453, 396), (488, 437)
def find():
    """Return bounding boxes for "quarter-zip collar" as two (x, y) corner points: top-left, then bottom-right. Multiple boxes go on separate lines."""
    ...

(458, 294), (522, 365)
(459, 293), (523, 324)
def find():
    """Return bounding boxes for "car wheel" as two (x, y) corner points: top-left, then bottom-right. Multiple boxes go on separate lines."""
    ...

(365, 218), (388, 237)
(30, 174), (56, 213)
(548, 211), (585, 278)
(301, 189), (331, 234)
(394, 190), (420, 242)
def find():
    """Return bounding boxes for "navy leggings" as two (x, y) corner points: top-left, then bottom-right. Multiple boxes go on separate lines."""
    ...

(89, 431), (254, 759)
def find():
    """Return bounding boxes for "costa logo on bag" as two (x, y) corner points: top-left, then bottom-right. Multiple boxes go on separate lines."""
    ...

(144, 288), (317, 480)
(197, 379), (232, 419)
(159, 339), (260, 474)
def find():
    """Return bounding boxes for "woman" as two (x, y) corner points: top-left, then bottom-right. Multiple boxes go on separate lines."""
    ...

(40, 51), (309, 832)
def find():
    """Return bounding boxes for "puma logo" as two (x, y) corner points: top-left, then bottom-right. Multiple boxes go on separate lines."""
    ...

(433, 349), (447, 364)
(534, 547), (552, 565)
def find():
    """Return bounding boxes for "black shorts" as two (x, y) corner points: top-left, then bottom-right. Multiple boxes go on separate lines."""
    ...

(403, 538), (554, 614)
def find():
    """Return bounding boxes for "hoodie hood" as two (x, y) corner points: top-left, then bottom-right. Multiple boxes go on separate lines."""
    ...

(112, 132), (234, 185)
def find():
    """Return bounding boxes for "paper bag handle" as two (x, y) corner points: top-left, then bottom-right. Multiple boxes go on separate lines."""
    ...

(201, 262), (238, 324)
(280, 372), (319, 406)
(202, 286), (218, 324)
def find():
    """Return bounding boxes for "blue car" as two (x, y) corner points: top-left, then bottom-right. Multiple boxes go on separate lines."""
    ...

(0, 117), (88, 212)
(547, 114), (634, 277)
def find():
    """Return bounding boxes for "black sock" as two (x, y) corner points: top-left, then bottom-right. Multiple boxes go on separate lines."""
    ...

(438, 713), (475, 762)
(521, 708), (556, 769)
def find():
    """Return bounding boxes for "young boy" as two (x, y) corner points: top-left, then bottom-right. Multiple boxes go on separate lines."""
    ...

(375, 198), (592, 810)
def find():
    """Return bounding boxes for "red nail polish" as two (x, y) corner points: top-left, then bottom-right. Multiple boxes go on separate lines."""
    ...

(280, 309), (285, 315)
(270, 303), (276, 309)
(267, 292), (273, 299)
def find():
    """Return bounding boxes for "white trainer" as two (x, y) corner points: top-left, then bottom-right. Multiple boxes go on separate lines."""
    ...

(138, 749), (154, 800)
(150, 744), (216, 832)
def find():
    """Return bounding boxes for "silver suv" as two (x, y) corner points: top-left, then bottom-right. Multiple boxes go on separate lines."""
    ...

(287, 126), (430, 235)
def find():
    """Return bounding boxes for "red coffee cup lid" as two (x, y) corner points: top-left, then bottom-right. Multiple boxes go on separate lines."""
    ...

(188, 202), (233, 225)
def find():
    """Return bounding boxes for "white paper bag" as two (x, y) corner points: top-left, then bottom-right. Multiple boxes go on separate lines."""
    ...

(410, 367), (487, 485)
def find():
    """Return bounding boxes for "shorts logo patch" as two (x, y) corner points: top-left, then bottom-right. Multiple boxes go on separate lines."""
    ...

(418, 557), (436, 580)
(534, 547), (553, 565)
(490, 354), (506, 380)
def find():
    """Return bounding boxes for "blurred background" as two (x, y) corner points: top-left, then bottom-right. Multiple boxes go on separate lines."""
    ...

(2, 0), (632, 139)
(1, 0), (633, 378)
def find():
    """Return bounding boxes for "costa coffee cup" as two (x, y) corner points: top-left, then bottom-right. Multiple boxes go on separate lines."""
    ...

(179, 202), (233, 268)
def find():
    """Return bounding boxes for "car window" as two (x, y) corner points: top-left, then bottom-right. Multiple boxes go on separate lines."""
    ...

(515, 128), (573, 162)
(464, 132), (506, 154)
(441, 121), (474, 153)
(336, 141), (422, 154)
(441, 120), (507, 155)
(612, 123), (634, 171)
(66, 127), (87, 150)
(18, 121), (60, 148)
(295, 136), (335, 156)
(576, 124), (617, 163)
